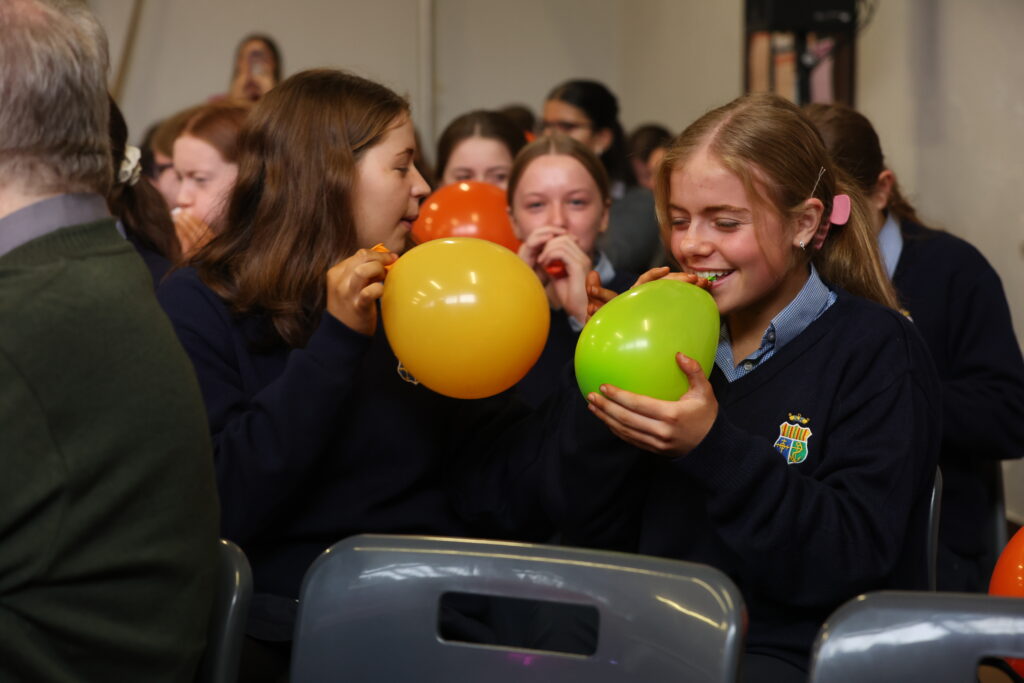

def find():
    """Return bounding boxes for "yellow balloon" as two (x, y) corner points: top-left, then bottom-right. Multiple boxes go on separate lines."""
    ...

(381, 238), (550, 399)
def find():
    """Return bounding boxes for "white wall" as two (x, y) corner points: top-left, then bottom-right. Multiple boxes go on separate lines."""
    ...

(617, 0), (744, 134)
(433, 0), (621, 144)
(90, 0), (424, 143)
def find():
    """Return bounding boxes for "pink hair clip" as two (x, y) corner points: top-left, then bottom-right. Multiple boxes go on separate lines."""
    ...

(830, 194), (851, 225)
(811, 194), (851, 250)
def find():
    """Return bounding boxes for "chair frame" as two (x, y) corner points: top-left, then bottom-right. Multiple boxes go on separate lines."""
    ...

(291, 534), (746, 683)
(196, 538), (253, 683)
(809, 590), (1024, 683)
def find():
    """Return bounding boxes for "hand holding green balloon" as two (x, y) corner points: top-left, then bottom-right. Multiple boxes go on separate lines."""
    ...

(574, 279), (719, 400)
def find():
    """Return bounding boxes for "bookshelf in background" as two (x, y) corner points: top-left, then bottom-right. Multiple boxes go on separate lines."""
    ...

(744, 0), (859, 106)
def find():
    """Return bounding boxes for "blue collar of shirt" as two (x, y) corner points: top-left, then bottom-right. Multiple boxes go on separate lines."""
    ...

(877, 213), (903, 278)
(715, 264), (836, 382)
(0, 193), (111, 258)
(568, 251), (616, 332)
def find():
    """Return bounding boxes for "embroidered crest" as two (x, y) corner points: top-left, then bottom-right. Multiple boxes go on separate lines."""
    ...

(774, 413), (812, 464)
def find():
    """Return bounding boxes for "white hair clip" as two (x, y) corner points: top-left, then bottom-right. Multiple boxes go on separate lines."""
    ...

(118, 145), (142, 187)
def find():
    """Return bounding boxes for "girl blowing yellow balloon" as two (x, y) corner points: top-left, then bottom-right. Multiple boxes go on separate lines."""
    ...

(156, 69), (565, 679)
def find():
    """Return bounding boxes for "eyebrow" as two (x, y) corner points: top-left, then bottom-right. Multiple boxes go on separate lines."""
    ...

(669, 203), (750, 214)
(395, 148), (414, 161)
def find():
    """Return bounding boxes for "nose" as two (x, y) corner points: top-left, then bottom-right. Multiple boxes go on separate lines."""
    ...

(176, 181), (193, 208)
(675, 226), (713, 260)
(547, 202), (566, 228)
(410, 164), (430, 200)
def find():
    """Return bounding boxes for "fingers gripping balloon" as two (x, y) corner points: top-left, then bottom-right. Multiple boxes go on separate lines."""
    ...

(380, 238), (549, 399)
(574, 279), (719, 400)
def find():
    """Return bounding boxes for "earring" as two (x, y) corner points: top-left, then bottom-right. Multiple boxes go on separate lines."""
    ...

(799, 240), (807, 250)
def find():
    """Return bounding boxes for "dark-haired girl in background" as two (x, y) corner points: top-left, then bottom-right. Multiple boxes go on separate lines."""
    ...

(805, 102), (1024, 593)
(542, 79), (665, 273)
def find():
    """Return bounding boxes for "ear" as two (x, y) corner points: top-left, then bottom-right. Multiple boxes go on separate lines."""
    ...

(591, 128), (613, 156)
(871, 170), (895, 212)
(791, 198), (825, 250)
(597, 199), (611, 234)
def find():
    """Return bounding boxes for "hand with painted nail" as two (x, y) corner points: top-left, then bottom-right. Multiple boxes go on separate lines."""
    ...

(586, 352), (718, 458)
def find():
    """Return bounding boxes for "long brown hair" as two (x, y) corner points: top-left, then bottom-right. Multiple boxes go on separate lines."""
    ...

(192, 69), (410, 348)
(655, 93), (898, 309)
(803, 102), (926, 227)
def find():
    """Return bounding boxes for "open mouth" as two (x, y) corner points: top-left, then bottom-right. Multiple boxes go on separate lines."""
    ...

(688, 269), (732, 284)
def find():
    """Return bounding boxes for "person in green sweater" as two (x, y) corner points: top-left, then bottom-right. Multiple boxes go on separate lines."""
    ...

(0, 1), (220, 681)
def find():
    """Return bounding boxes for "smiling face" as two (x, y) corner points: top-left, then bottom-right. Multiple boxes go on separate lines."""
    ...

(667, 146), (811, 332)
(510, 153), (608, 256)
(173, 134), (238, 228)
(351, 116), (430, 252)
(440, 136), (515, 189)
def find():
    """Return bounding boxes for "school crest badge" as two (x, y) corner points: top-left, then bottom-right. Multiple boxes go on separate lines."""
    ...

(774, 413), (812, 464)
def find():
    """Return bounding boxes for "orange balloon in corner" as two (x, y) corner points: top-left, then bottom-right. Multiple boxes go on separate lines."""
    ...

(988, 526), (1024, 675)
(380, 237), (548, 399)
(412, 181), (520, 252)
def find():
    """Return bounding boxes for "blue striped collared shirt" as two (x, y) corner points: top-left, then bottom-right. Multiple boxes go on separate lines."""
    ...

(715, 265), (837, 382)
(877, 213), (903, 278)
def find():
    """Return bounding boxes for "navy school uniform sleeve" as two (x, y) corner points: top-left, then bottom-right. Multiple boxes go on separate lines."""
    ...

(897, 229), (1024, 460)
(671, 304), (942, 609)
(157, 269), (371, 543)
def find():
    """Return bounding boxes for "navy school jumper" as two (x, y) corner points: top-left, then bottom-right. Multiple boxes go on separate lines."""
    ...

(158, 267), (572, 639)
(893, 220), (1024, 591)
(560, 289), (943, 671)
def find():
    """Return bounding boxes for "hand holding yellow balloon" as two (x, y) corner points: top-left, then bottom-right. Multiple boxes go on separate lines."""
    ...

(381, 238), (550, 399)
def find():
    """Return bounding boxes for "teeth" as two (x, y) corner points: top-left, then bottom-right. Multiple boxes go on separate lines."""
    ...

(695, 270), (729, 280)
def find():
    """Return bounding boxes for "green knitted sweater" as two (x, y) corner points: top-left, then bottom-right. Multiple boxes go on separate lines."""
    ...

(0, 219), (220, 682)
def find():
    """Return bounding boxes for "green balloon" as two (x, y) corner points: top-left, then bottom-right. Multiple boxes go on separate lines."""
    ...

(575, 279), (720, 400)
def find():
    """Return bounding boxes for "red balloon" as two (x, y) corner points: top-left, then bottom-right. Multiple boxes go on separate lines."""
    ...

(988, 526), (1024, 675)
(412, 181), (520, 252)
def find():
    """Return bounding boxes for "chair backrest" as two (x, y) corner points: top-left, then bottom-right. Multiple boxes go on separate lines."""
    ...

(927, 466), (943, 591)
(291, 534), (745, 683)
(196, 539), (253, 683)
(808, 590), (1024, 683)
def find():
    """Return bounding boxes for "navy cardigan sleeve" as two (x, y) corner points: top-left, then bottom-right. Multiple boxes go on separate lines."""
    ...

(157, 269), (371, 542)
(895, 227), (1024, 461)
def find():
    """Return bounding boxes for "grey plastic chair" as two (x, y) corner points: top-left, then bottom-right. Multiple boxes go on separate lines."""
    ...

(928, 467), (943, 591)
(196, 538), (253, 683)
(808, 590), (1024, 683)
(290, 534), (745, 683)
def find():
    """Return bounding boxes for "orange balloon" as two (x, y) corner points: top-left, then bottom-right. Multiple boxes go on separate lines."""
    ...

(988, 527), (1024, 675)
(380, 238), (548, 399)
(412, 181), (520, 252)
